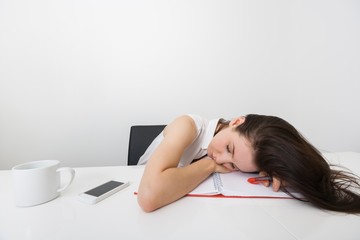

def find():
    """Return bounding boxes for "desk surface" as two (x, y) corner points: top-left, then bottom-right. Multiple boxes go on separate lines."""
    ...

(1, 152), (360, 240)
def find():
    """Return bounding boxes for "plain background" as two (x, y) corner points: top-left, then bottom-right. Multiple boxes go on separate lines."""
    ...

(1, 0), (359, 169)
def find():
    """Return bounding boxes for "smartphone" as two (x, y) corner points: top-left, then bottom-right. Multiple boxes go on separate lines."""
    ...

(77, 180), (129, 204)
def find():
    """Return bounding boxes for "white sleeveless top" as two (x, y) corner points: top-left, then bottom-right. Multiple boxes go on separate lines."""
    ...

(137, 114), (220, 167)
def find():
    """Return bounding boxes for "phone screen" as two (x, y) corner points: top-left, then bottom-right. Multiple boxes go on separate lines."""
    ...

(85, 181), (124, 197)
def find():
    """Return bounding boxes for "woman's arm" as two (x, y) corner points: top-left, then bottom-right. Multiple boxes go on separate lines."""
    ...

(137, 115), (228, 212)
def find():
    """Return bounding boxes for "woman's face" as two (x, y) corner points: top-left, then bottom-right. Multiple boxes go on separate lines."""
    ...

(207, 124), (258, 173)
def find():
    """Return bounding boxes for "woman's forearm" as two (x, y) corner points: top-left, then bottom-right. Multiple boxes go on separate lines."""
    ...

(137, 158), (216, 212)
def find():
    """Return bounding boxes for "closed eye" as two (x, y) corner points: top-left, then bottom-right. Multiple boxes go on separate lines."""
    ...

(226, 145), (231, 153)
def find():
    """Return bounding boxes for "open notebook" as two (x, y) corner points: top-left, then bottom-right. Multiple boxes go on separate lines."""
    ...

(188, 171), (302, 199)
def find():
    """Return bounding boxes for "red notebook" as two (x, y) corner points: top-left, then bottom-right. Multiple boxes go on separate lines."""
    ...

(187, 171), (301, 199)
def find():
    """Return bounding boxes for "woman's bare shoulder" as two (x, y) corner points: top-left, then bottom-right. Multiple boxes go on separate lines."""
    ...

(163, 115), (197, 146)
(165, 115), (196, 132)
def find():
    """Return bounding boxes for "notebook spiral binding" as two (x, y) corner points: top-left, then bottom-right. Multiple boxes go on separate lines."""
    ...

(213, 173), (223, 191)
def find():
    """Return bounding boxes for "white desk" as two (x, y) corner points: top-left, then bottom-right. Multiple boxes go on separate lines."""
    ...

(1, 152), (360, 240)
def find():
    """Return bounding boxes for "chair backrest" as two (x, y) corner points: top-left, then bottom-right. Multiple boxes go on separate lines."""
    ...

(127, 125), (166, 165)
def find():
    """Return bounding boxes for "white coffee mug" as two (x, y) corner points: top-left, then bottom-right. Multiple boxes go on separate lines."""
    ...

(12, 160), (75, 207)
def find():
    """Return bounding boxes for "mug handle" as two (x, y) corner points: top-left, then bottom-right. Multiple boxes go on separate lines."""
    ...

(57, 167), (75, 193)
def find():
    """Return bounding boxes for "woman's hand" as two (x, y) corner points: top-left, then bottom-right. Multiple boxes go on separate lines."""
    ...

(200, 156), (232, 174)
(259, 171), (282, 192)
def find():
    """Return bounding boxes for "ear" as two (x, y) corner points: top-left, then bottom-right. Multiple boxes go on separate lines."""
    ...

(229, 116), (245, 127)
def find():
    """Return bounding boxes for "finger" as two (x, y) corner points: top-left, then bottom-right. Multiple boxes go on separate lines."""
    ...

(259, 181), (270, 187)
(258, 171), (271, 187)
(272, 177), (281, 192)
(259, 171), (267, 177)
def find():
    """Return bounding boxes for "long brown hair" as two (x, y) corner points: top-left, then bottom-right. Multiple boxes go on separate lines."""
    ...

(236, 114), (360, 214)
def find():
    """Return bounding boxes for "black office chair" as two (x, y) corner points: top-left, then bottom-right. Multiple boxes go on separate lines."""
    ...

(127, 125), (166, 165)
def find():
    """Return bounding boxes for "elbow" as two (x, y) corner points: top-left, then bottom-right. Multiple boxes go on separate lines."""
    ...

(137, 190), (161, 213)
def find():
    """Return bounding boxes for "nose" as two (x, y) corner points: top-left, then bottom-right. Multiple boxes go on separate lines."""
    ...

(213, 153), (235, 170)
(208, 152), (216, 161)
(213, 152), (228, 164)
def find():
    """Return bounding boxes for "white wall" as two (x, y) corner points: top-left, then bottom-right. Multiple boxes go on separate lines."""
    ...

(1, 0), (359, 169)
